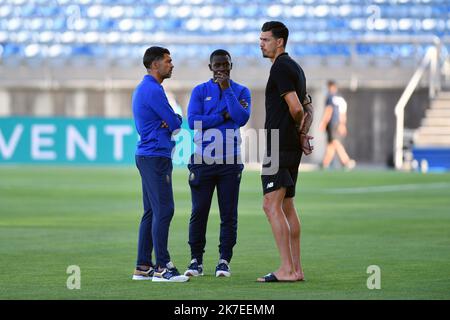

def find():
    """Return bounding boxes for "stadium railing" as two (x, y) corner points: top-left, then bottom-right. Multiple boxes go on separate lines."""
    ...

(393, 35), (450, 170)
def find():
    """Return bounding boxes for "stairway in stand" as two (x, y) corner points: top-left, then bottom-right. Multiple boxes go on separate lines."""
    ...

(413, 91), (450, 171)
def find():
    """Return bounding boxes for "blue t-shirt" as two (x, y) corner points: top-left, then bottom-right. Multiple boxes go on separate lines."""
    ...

(132, 75), (182, 158)
(187, 79), (251, 159)
(325, 94), (347, 126)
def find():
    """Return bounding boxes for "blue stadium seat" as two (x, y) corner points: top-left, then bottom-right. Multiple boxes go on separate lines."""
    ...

(0, 0), (448, 62)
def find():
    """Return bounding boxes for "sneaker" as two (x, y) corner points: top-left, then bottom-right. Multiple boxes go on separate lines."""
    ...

(184, 258), (204, 277)
(132, 266), (154, 280)
(215, 259), (231, 277)
(345, 159), (356, 170)
(152, 262), (190, 282)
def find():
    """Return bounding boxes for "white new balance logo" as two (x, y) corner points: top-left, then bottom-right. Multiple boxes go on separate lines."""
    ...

(266, 182), (274, 189)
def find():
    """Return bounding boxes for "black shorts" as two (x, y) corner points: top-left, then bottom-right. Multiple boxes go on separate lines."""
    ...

(326, 124), (335, 143)
(261, 164), (300, 198)
(326, 124), (344, 143)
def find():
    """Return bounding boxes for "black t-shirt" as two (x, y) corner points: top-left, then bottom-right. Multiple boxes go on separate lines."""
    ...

(264, 52), (306, 167)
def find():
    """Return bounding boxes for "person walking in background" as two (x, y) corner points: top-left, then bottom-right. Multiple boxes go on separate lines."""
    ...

(131, 46), (189, 282)
(319, 80), (356, 170)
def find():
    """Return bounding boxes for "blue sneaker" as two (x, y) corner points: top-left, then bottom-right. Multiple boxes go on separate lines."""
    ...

(132, 266), (154, 280)
(152, 262), (189, 282)
(184, 258), (204, 277)
(215, 259), (231, 277)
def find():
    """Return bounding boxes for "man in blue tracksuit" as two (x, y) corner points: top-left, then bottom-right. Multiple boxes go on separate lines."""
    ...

(183, 49), (251, 278)
(131, 46), (189, 282)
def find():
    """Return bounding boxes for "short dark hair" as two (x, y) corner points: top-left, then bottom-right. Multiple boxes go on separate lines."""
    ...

(143, 46), (170, 69)
(261, 21), (289, 48)
(327, 80), (336, 87)
(209, 49), (231, 63)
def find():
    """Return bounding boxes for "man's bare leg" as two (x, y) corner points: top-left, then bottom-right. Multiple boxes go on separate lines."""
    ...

(282, 197), (304, 281)
(257, 187), (297, 281)
(333, 140), (351, 165)
(322, 143), (336, 168)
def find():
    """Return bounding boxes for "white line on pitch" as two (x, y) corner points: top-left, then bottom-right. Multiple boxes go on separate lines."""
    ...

(324, 182), (450, 194)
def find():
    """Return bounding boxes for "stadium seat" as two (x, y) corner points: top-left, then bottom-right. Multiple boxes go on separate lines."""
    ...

(0, 0), (448, 63)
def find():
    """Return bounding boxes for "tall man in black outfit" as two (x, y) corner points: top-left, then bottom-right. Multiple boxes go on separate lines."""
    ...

(257, 21), (314, 282)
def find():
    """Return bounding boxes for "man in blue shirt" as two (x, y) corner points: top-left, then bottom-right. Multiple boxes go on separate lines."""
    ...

(319, 80), (355, 169)
(131, 46), (189, 282)
(183, 49), (251, 278)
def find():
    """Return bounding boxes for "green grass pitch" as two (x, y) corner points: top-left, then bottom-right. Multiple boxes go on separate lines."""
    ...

(0, 166), (449, 299)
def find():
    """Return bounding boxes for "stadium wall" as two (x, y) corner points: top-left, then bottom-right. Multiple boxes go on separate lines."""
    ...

(0, 85), (428, 166)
